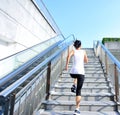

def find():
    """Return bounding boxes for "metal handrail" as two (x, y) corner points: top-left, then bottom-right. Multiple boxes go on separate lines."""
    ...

(0, 44), (66, 97)
(0, 41), (61, 87)
(0, 34), (64, 80)
(0, 34), (75, 97)
(94, 41), (120, 103)
(0, 34), (74, 115)
(97, 41), (120, 69)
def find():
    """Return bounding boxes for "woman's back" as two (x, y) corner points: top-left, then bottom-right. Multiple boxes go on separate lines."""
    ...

(70, 49), (85, 75)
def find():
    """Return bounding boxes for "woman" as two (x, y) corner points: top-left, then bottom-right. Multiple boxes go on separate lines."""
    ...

(66, 40), (88, 115)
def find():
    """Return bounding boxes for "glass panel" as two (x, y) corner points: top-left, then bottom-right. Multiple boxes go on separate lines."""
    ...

(0, 35), (63, 80)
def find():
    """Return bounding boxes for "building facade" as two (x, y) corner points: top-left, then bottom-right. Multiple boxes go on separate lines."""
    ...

(0, 0), (61, 59)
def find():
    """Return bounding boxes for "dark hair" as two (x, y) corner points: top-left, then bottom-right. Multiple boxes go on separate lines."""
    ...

(74, 40), (81, 49)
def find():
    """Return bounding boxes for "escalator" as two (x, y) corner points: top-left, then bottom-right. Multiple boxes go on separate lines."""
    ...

(0, 34), (75, 115)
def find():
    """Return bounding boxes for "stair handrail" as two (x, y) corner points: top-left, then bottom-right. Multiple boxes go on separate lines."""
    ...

(0, 34), (75, 98)
(94, 40), (120, 103)
(96, 41), (120, 69)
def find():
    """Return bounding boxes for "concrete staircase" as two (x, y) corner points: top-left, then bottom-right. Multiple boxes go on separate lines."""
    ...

(37, 48), (119, 115)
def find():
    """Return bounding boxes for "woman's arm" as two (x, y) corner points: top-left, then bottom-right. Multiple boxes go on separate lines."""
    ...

(65, 50), (74, 70)
(84, 51), (88, 63)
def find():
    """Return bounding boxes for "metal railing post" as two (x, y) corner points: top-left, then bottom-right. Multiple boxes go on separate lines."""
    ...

(99, 46), (102, 63)
(60, 52), (63, 76)
(114, 64), (119, 102)
(105, 53), (108, 75)
(10, 93), (16, 115)
(4, 97), (9, 115)
(46, 62), (51, 100)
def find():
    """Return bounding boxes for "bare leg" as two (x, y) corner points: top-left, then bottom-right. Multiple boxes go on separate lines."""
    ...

(74, 78), (77, 85)
(76, 96), (81, 108)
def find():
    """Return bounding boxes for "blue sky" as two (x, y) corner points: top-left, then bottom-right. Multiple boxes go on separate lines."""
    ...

(43, 0), (120, 48)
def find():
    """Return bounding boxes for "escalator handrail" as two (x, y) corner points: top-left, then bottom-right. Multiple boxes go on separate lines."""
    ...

(0, 36), (74, 97)
(0, 41), (62, 87)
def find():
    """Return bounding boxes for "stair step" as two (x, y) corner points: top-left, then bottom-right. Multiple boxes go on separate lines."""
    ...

(85, 68), (103, 70)
(67, 64), (101, 67)
(37, 110), (119, 115)
(58, 79), (107, 83)
(50, 91), (114, 101)
(40, 100), (117, 111)
(58, 77), (107, 82)
(69, 63), (101, 66)
(50, 91), (114, 96)
(85, 71), (104, 74)
(87, 61), (101, 64)
(62, 70), (104, 74)
(56, 80), (108, 87)
(54, 84), (109, 88)
(53, 85), (111, 93)
(61, 73), (105, 77)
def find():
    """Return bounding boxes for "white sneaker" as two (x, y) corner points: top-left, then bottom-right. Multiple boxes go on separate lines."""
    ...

(73, 109), (81, 115)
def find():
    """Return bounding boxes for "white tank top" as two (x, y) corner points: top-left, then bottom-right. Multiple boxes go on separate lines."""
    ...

(70, 49), (85, 75)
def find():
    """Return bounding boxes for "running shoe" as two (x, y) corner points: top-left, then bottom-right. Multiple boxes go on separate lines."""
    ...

(73, 109), (81, 115)
(71, 85), (76, 93)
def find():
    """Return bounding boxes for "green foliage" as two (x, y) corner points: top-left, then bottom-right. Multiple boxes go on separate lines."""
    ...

(102, 38), (120, 44)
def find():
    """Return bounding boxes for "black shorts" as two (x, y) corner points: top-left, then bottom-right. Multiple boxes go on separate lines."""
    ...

(70, 73), (84, 78)
(70, 73), (85, 96)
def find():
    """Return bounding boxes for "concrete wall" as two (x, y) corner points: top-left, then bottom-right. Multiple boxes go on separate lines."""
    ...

(0, 0), (57, 59)
(105, 42), (120, 50)
(105, 42), (120, 61)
